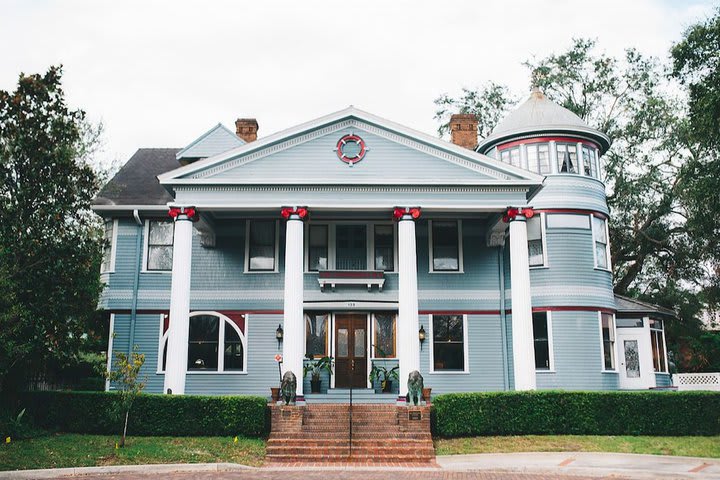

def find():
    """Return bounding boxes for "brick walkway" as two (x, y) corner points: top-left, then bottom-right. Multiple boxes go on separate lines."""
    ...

(72, 471), (602, 480)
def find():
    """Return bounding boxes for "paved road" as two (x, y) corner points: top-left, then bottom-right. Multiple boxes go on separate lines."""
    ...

(73, 472), (600, 480)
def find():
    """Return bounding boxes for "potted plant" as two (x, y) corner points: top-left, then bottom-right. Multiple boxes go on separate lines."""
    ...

(303, 354), (332, 393)
(369, 365), (399, 393)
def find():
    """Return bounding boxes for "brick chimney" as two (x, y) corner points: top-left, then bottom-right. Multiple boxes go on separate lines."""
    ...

(449, 113), (478, 150)
(235, 118), (259, 143)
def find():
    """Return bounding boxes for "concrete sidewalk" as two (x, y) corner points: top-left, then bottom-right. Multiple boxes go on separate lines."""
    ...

(438, 452), (720, 479)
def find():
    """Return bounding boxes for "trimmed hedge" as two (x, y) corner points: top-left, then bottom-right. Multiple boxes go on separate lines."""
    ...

(20, 391), (268, 437)
(433, 391), (720, 437)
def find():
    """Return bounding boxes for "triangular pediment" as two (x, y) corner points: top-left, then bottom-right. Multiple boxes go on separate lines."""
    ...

(159, 108), (542, 187)
(176, 123), (245, 161)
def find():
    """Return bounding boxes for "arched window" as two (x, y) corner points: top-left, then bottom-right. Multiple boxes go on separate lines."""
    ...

(159, 312), (247, 373)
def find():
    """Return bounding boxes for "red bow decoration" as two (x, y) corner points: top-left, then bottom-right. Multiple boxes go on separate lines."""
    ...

(502, 207), (534, 223)
(168, 207), (198, 221)
(280, 207), (308, 220)
(393, 207), (421, 221)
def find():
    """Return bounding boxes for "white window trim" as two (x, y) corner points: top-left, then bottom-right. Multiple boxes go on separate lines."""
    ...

(428, 314), (470, 374)
(304, 222), (398, 273)
(142, 219), (174, 274)
(244, 219), (280, 273)
(591, 215), (612, 272)
(428, 219), (464, 274)
(157, 311), (248, 375)
(650, 318), (670, 374)
(528, 213), (549, 269)
(369, 312), (398, 360)
(534, 310), (555, 373)
(105, 313), (115, 391)
(100, 219), (118, 274)
(599, 311), (618, 373)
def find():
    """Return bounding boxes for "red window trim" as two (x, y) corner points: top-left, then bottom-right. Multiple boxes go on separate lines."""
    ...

(497, 136), (600, 152)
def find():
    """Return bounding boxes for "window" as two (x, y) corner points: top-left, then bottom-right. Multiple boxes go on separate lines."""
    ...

(527, 215), (545, 267)
(616, 318), (644, 328)
(374, 225), (394, 271)
(533, 312), (552, 370)
(101, 219), (116, 273)
(335, 224), (367, 270)
(546, 213), (591, 229)
(248, 220), (276, 271)
(431, 315), (466, 372)
(527, 143), (551, 175)
(556, 143), (578, 174)
(373, 314), (396, 358)
(147, 220), (174, 271)
(308, 225), (328, 271)
(305, 313), (328, 357)
(650, 319), (667, 373)
(430, 220), (461, 272)
(582, 145), (598, 178)
(592, 216), (610, 269)
(500, 146), (521, 167)
(160, 312), (246, 373)
(600, 313), (616, 370)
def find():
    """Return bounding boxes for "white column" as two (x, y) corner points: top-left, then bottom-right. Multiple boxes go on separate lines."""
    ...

(282, 207), (307, 397)
(163, 207), (196, 395)
(508, 209), (536, 390)
(396, 207), (421, 398)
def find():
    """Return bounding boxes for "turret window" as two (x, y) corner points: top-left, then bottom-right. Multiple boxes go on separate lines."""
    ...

(556, 143), (578, 174)
(500, 146), (521, 167)
(527, 143), (551, 175)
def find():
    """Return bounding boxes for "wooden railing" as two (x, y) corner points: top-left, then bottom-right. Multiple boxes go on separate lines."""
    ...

(673, 372), (720, 391)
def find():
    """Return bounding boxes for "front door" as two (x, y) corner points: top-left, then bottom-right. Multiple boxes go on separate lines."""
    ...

(334, 314), (367, 388)
(617, 329), (655, 390)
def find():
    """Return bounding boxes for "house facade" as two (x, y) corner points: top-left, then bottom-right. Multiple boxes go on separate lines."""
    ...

(94, 91), (672, 400)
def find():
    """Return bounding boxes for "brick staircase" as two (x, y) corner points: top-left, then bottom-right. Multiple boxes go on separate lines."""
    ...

(266, 403), (435, 465)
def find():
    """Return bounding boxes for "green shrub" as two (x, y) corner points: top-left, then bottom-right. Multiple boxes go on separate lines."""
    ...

(432, 391), (720, 437)
(21, 391), (268, 437)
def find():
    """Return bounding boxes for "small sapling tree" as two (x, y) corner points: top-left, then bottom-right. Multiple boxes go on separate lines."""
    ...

(105, 346), (146, 447)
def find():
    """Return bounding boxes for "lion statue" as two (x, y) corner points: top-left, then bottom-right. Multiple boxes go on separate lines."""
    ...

(280, 371), (297, 405)
(407, 370), (424, 406)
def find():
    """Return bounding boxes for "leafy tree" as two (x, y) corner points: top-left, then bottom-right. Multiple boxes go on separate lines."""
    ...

(434, 38), (718, 368)
(105, 347), (146, 447)
(434, 82), (517, 139)
(0, 66), (105, 393)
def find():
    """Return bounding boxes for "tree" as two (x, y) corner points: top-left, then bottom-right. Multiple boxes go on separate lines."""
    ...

(0, 66), (105, 392)
(105, 348), (146, 447)
(434, 82), (517, 139)
(434, 38), (718, 365)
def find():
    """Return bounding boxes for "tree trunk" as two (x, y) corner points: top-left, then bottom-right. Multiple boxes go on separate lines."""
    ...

(120, 410), (129, 447)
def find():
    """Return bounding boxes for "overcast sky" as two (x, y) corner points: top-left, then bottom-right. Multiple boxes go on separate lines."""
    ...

(1, 0), (716, 168)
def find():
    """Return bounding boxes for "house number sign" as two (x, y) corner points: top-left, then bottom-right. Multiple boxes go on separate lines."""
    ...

(408, 411), (422, 421)
(335, 134), (367, 165)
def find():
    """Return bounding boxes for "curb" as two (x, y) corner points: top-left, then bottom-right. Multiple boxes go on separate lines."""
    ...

(0, 462), (255, 479)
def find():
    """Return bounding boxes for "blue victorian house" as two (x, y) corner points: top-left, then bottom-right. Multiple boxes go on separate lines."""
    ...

(93, 90), (672, 401)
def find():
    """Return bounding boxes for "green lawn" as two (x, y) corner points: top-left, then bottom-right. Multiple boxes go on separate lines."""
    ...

(0, 434), (265, 471)
(434, 435), (720, 458)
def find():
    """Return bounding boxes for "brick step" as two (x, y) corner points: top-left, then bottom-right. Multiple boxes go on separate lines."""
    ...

(267, 438), (432, 447)
(268, 434), (432, 442)
(266, 446), (435, 457)
(265, 454), (436, 463)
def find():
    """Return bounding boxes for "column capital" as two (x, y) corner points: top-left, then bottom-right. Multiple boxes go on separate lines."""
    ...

(168, 206), (199, 222)
(393, 207), (421, 221)
(280, 206), (309, 221)
(502, 207), (534, 223)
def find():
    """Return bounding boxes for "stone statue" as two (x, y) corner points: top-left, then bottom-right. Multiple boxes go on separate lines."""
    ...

(407, 370), (424, 406)
(668, 350), (678, 375)
(280, 371), (297, 405)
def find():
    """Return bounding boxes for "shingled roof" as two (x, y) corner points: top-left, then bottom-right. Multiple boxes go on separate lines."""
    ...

(93, 148), (180, 207)
(614, 294), (677, 318)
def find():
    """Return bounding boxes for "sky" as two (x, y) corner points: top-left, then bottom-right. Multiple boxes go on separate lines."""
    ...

(0, 0), (716, 169)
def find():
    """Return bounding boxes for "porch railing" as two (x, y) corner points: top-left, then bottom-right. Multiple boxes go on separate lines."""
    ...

(673, 372), (720, 391)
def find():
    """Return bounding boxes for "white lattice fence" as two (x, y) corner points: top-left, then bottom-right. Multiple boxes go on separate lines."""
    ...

(673, 372), (720, 391)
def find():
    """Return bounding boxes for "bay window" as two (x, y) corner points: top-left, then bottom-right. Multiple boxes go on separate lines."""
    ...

(533, 312), (552, 370)
(600, 312), (616, 370)
(373, 313), (396, 358)
(247, 220), (277, 271)
(527, 215), (545, 267)
(430, 220), (461, 272)
(431, 314), (466, 372)
(147, 220), (174, 271)
(592, 216), (610, 269)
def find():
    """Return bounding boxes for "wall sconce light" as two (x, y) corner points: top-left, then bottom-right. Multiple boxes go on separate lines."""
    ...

(276, 324), (284, 350)
(419, 325), (426, 350)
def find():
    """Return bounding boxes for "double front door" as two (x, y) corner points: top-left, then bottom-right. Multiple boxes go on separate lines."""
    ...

(334, 314), (367, 388)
